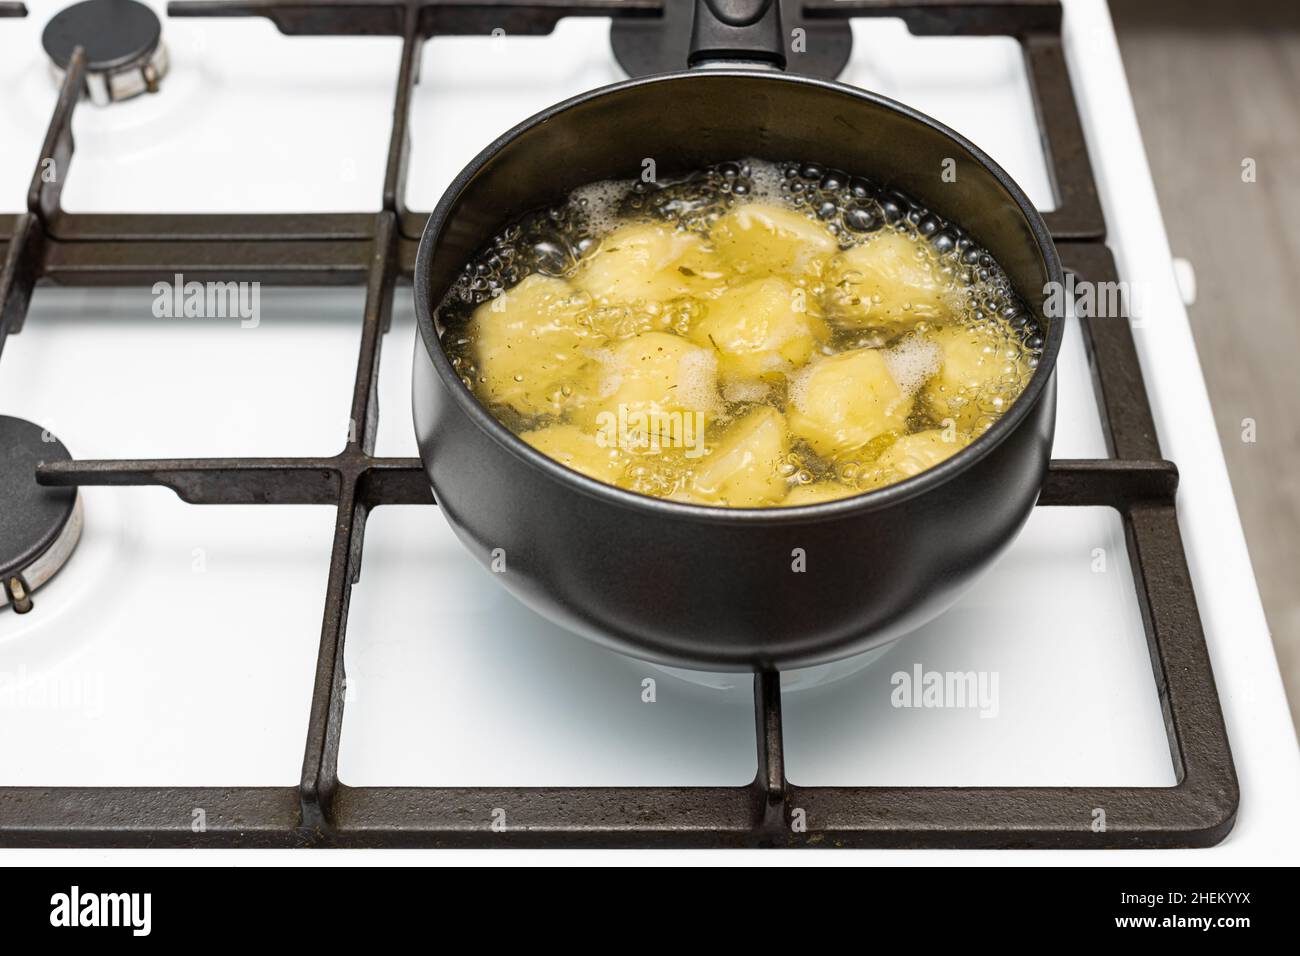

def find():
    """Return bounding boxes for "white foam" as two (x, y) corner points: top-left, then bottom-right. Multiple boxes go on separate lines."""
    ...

(787, 361), (815, 413)
(883, 334), (942, 397)
(723, 381), (770, 404)
(584, 346), (621, 399)
(676, 347), (721, 415)
(570, 179), (632, 237)
(746, 158), (788, 205)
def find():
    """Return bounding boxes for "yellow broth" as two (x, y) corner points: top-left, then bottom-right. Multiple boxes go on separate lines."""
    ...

(436, 160), (1042, 508)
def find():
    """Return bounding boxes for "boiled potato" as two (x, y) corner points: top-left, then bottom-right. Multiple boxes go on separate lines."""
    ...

(825, 230), (953, 330)
(924, 324), (1029, 432)
(688, 276), (828, 381)
(691, 407), (790, 507)
(586, 299), (701, 341)
(521, 424), (625, 484)
(710, 203), (837, 279)
(472, 274), (593, 417)
(787, 347), (912, 458)
(575, 222), (724, 304)
(875, 428), (970, 480)
(575, 332), (720, 442)
(782, 480), (857, 506)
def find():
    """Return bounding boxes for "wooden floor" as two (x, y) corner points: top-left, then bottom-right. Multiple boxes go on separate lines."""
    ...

(1110, 0), (1300, 730)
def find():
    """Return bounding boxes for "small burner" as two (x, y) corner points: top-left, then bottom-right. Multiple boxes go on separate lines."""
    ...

(1, 416), (82, 614)
(42, 0), (168, 106)
(611, 0), (852, 81)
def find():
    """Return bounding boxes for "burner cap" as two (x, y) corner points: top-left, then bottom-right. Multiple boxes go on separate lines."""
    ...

(42, 0), (168, 105)
(1, 416), (82, 614)
(611, 0), (852, 81)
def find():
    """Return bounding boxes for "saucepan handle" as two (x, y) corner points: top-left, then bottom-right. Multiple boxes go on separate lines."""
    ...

(688, 0), (787, 70)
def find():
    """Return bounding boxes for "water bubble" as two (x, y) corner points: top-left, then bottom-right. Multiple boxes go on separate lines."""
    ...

(879, 195), (905, 224)
(843, 206), (880, 233)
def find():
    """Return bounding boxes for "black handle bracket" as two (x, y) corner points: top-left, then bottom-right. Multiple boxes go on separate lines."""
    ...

(688, 0), (786, 69)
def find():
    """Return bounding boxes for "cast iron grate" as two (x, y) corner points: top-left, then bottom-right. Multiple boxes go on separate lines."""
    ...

(0, 0), (1236, 847)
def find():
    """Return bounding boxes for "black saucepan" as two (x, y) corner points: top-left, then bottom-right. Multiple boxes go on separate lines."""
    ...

(412, 0), (1064, 671)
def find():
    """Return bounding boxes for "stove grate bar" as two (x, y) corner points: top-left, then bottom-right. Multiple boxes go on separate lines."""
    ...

(0, 214), (43, 362)
(1021, 32), (1105, 241)
(39, 237), (383, 286)
(166, 0), (665, 38)
(753, 671), (788, 838)
(35, 456), (433, 506)
(43, 212), (379, 242)
(296, 209), (400, 829)
(35, 456), (1169, 509)
(802, 0), (1062, 37)
(1057, 243), (1162, 460)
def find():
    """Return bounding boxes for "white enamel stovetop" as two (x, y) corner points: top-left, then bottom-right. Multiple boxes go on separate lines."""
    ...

(0, 0), (1295, 863)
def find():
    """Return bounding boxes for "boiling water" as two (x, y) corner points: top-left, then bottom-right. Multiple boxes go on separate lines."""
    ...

(436, 159), (1042, 507)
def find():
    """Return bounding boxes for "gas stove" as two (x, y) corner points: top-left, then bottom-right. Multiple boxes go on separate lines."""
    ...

(0, 0), (1296, 856)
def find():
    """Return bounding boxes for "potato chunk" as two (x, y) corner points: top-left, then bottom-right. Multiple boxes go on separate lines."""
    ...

(688, 277), (828, 381)
(923, 324), (1030, 432)
(691, 407), (790, 507)
(787, 347), (912, 458)
(710, 203), (837, 279)
(520, 424), (625, 483)
(825, 230), (953, 331)
(782, 480), (857, 506)
(875, 428), (970, 481)
(575, 222), (724, 305)
(471, 274), (592, 417)
(576, 332), (720, 448)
